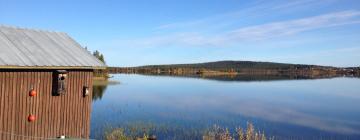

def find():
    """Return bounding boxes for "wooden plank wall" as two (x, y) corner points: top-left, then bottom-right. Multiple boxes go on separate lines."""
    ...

(0, 70), (93, 140)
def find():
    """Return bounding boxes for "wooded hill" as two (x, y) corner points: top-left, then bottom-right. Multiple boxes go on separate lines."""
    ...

(108, 61), (355, 77)
(137, 61), (329, 70)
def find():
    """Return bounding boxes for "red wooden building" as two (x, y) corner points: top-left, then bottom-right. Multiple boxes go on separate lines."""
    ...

(0, 25), (106, 139)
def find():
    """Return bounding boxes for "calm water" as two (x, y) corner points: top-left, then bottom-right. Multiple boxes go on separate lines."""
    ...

(90, 74), (360, 140)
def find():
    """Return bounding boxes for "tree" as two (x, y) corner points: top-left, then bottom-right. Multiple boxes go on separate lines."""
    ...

(99, 54), (105, 64)
(92, 50), (108, 78)
(93, 50), (106, 64)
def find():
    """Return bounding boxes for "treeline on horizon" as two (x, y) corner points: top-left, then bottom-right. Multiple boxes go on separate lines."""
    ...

(107, 61), (360, 78)
(137, 61), (331, 70)
(87, 48), (359, 78)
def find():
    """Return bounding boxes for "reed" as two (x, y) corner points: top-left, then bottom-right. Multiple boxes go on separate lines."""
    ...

(203, 122), (267, 140)
(104, 122), (268, 140)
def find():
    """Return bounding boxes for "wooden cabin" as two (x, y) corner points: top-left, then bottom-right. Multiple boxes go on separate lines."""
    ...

(0, 25), (106, 139)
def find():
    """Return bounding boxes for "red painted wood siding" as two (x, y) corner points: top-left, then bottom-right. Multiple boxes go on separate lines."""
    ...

(0, 70), (93, 140)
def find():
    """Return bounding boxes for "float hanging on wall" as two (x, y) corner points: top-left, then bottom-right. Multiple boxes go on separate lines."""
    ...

(28, 114), (36, 122)
(29, 89), (37, 97)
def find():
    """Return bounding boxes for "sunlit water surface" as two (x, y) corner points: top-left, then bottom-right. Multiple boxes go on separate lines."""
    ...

(90, 74), (360, 140)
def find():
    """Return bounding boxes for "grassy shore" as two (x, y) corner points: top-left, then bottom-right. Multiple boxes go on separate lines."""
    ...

(93, 77), (120, 86)
(104, 122), (269, 140)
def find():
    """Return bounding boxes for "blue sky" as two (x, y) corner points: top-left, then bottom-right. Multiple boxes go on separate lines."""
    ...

(1, 0), (360, 67)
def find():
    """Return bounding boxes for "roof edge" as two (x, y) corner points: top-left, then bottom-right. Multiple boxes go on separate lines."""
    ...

(0, 24), (65, 34)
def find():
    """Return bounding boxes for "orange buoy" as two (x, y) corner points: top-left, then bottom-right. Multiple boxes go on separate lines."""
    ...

(28, 114), (36, 122)
(29, 89), (37, 97)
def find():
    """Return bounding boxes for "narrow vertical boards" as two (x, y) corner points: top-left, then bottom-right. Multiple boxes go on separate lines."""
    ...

(0, 70), (93, 139)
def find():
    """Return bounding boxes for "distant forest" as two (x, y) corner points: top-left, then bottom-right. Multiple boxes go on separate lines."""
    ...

(108, 61), (360, 78)
(137, 61), (329, 70)
(83, 48), (359, 79)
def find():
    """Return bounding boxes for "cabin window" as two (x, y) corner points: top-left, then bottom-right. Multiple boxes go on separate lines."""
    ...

(52, 70), (67, 96)
(83, 86), (89, 97)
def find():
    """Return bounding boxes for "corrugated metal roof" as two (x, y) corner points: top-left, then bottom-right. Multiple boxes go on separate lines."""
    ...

(0, 25), (106, 69)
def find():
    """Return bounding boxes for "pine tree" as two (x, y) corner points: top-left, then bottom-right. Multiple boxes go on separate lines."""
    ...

(92, 50), (106, 64)
(99, 54), (105, 63)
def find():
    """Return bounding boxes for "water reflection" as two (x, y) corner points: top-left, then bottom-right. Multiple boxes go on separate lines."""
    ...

(92, 79), (120, 101)
(91, 74), (360, 140)
(93, 85), (107, 101)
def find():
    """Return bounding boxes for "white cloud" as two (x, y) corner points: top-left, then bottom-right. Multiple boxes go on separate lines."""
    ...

(155, 0), (336, 31)
(113, 10), (360, 48)
(271, 0), (332, 10)
(228, 10), (360, 40)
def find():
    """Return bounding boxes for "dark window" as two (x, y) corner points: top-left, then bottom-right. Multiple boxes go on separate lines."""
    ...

(52, 70), (67, 96)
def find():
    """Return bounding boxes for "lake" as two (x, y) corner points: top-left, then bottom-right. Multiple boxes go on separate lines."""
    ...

(90, 74), (360, 140)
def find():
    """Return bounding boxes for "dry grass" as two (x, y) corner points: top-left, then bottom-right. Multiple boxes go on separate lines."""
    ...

(93, 79), (120, 86)
(203, 122), (268, 140)
(105, 128), (129, 140)
(105, 122), (270, 140)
